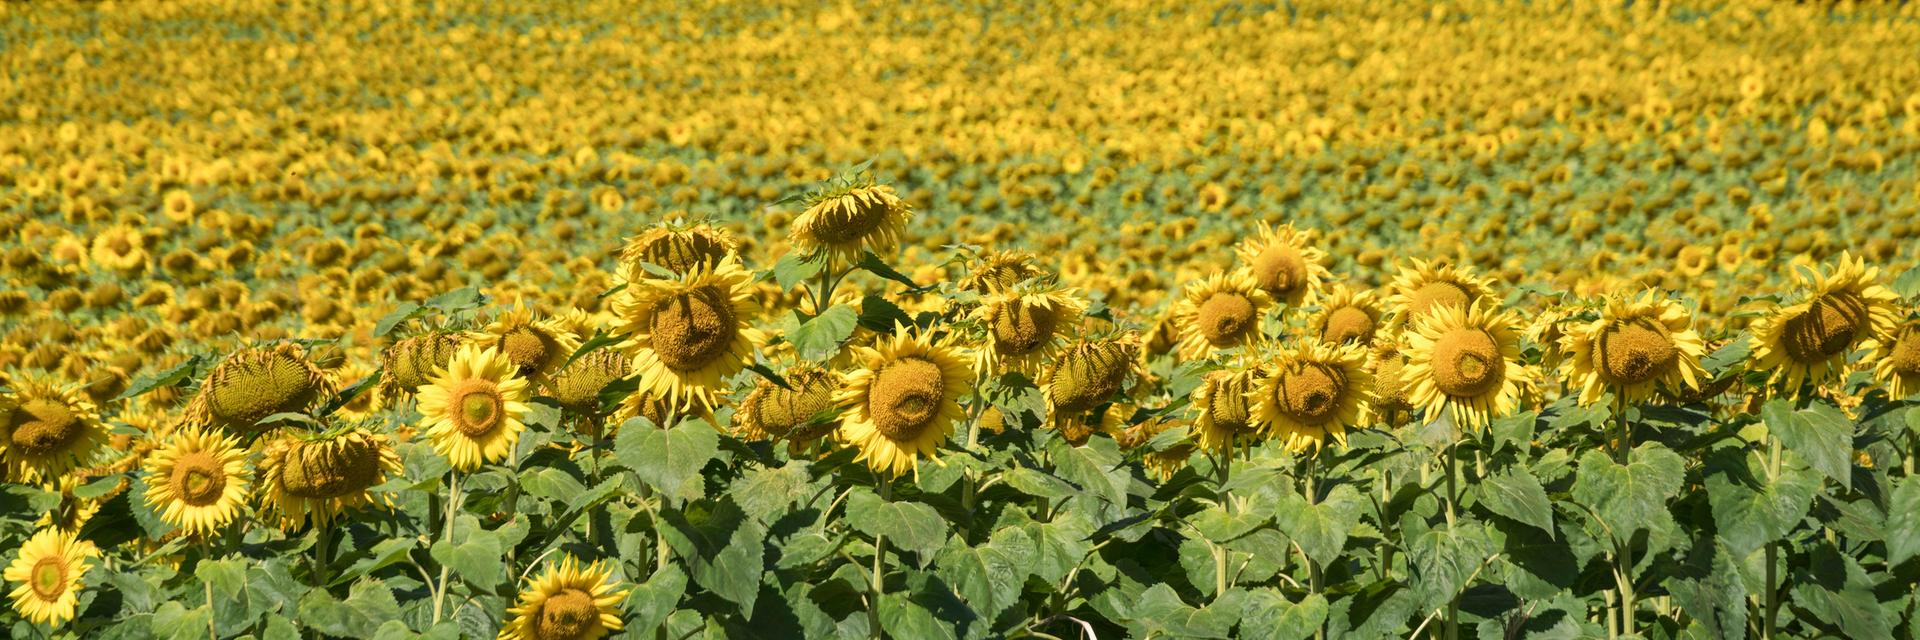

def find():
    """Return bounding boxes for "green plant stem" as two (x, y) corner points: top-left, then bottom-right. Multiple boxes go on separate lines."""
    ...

(313, 523), (332, 586)
(205, 573), (216, 640)
(869, 475), (893, 639)
(1304, 454), (1325, 640)
(1377, 467), (1393, 582)
(1616, 408), (1634, 636)
(431, 471), (463, 625)
(1444, 439), (1459, 640)
(1763, 433), (1782, 639)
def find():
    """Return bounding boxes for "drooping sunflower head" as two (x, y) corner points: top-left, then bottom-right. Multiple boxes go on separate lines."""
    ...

(417, 344), (531, 471)
(1234, 223), (1331, 306)
(380, 330), (465, 398)
(1117, 416), (1197, 481)
(474, 304), (583, 380)
(835, 328), (973, 478)
(1749, 253), (1900, 393)
(500, 556), (630, 640)
(257, 427), (404, 530)
(611, 256), (766, 414)
(790, 180), (912, 266)
(1863, 317), (1920, 399)
(1173, 270), (1274, 360)
(1253, 340), (1373, 452)
(185, 343), (335, 434)
(957, 249), (1048, 294)
(3, 527), (98, 627)
(1367, 338), (1416, 422)
(546, 351), (631, 416)
(1386, 258), (1497, 321)
(1190, 366), (1264, 452)
(1039, 337), (1144, 441)
(1403, 302), (1532, 432)
(1563, 291), (1708, 407)
(1524, 306), (1575, 374)
(1308, 284), (1384, 346)
(735, 367), (843, 446)
(140, 426), (251, 537)
(617, 217), (738, 278)
(974, 286), (1087, 375)
(1, 379), (109, 484)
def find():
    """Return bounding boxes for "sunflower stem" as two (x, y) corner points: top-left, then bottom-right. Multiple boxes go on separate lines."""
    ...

(313, 523), (332, 586)
(1444, 438), (1459, 640)
(1304, 453), (1325, 640)
(431, 471), (463, 625)
(869, 475), (892, 639)
(1763, 433), (1782, 639)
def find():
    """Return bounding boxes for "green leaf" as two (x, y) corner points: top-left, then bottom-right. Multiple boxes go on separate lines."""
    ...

(1761, 399), (1854, 490)
(1892, 265), (1920, 299)
(152, 602), (214, 639)
(1048, 436), (1128, 509)
(1570, 444), (1686, 546)
(623, 566), (688, 637)
(855, 250), (932, 293)
(373, 301), (425, 337)
(1669, 540), (1748, 640)
(425, 287), (485, 313)
(72, 474), (123, 499)
(731, 463), (815, 524)
(1192, 504), (1266, 543)
(659, 499), (764, 612)
(743, 362), (792, 390)
(1239, 589), (1329, 640)
(559, 328), (627, 371)
(1409, 520), (1495, 611)
(613, 417), (719, 501)
(1887, 476), (1920, 567)
(845, 489), (948, 559)
(334, 538), (416, 586)
(1701, 337), (1752, 374)
(428, 524), (505, 591)
(771, 252), (823, 289)
(855, 294), (914, 334)
(1706, 452), (1820, 556)
(788, 305), (859, 361)
(1129, 583), (1239, 638)
(1002, 467), (1079, 500)
(1274, 485), (1365, 568)
(877, 592), (958, 640)
(1480, 467), (1555, 538)
(935, 536), (1024, 622)
(115, 356), (202, 401)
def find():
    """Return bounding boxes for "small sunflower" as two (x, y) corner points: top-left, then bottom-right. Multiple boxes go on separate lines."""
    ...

(499, 556), (630, 640)
(1562, 292), (1708, 406)
(1253, 340), (1373, 452)
(4, 528), (97, 627)
(734, 367), (843, 447)
(141, 426), (251, 536)
(473, 304), (583, 380)
(1308, 284), (1385, 345)
(1385, 258), (1497, 321)
(417, 345), (531, 471)
(1172, 270), (1274, 360)
(974, 285), (1087, 375)
(1749, 253), (1901, 392)
(1525, 307), (1575, 374)
(618, 217), (737, 277)
(1189, 366), (1264, 452)
(1862, 318), (1920, 399)
(1366, 338), (1416, 423)
(1, 379), (110, 484)
(957, 249), (1047, 294)
(88, 225), (147, 274)
(1403, 302), (1532, 431)
(36, 477), (105, 535)
(835, 327), (973, 478)
(1038, 337), (1144, 443)
(1234, 223), (1331, 306)
(612, 257), (766, 414)
(257, 428), (404, 529)
(184, 343), (335, 433)
(379, 330), (464, 398)
(790, 179), (912, 266)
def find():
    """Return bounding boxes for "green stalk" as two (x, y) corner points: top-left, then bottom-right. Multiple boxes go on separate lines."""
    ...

(1444, 439), (1459, 640)
(1615, 407), (1634, 636)
(1305, 454), (1325, 640)
(869, 476), (893, 639)
(1763, 433), (1782, 639)
(431, 472), (463, 624)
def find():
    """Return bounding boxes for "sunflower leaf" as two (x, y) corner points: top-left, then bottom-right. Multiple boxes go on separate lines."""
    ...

(1479, 466), (1555, 539)
(856, 295), (914, 334)
(845, 489), (948, 560)
(559, 328), (626, 371)
(744, 362), (792, 390)
(1702, 336), (1752, 374)
(856, 250), (935, 294)
(373, 301), (426, 337)
(1761, 399), (1853, 491)
(424, 287), (486, 314)
(115, 355), (203, 401)
(1894, 265), (1920, 299)
(789, 305), (858, 361)
(613, 417), (719, 501)
(1569, 444), (1686, 545)
(770, 252), (823, 289)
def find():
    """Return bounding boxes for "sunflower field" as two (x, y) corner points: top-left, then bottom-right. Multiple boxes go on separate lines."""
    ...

(5, 0), (1920, 638)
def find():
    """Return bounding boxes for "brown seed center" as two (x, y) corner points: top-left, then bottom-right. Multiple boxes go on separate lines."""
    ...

(501, 327), (556, 373)
(809, 195), (891, 244)
(1049, 345), (1131, 414)
(533, 588), (601, 640)
(1321, 306), (1376, 344)
(1598, 319), (1677, 384)
(1205, 373), (1257, 433)
(8, 399), (82, 455)
(1197, 292), (1256, 345)
(1432, 328), (1505, 397)
(992, 300), (1059, 356)
(749, 372), (838, 437)
(868, 358), (946, 441)
(649, 286), (739, 371)
(1277, 363), (1347, 425)
(170, 450), (228, 506)
(1889, 328), (1920, 374)
(1781, 294), (1867, 363)
(1408, 281), (1470, 316)
(1252, 245), (1308, 297)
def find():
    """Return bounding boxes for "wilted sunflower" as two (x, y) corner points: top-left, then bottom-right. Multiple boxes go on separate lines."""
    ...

(1038, 337), (1143, 443)
(1, 379), (109, 484)
(1749, 253), (1900, 392)
(618, 217), (737, 277)
(1366, 338), (1416, 424)
(379, 330), (464, 398)
(1385, 258), (1497, 320)
(184, 343), (335, 433)
(1562, 291), (1708, 406)
(499, 556), (630, 640)
(1403, 302), (1532, 431)
(473, 304), (582, 380)
(974, 286), (1086, 375)
(4, 528), (96, 627)
(735, 367), (843, 448)
(957, 249), (1047, 294)
(1172, 270), (1274, 360)
(418, 345), (531, 471)
(1862, 318), (1920, 398)
(1189, 366), (1264, 452)
(1235, 223), (1331, 306)
(1308, 284), (1384, 345)
(257, 428), (403, 529)
(836, 327), (973, 478)
(141, 426), (251, 537)
(790, 178), (912, 265)
(612, 256), (766, 414)
(546, 351), (631, 416)
(1253, 340), (1373, 452)
(1524, 307), (1574, 374)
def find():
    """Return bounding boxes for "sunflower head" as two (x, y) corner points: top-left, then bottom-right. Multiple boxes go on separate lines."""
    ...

(1190, 366), (1264, 452)
(185, 343), (335, 433)
(259, 428), (404, 529)
(2, 379), (109, 484)
(736, 367), (842, 444)
(1403, 302), (1532, 431)
(1253, 340), (1373, 452)
(417, 344), (532, 471)
(835, 328), (973, 478)
(1173, 270), (1274, 360)
(1367, 339), (1416, 421)
(501, 556), (630, 640)
(957, 249), (1047, 294)
(475, 304), (583, 380)
(1309, 284), (1384, 346)
(612, 256), (766, 414)
(975, 286), (1086, 374)
(1386, 258), (1497, 321)
(1235, 223), (1331, 306)
(618, 217), (738, 277)
(547, 351), (631, 415)
(4, 528), (98, 627)
(1564, 291), (1707, 406)
(379, 330), (465, 397)
(141, 426), (251, 536)
(790, 179), (912, 266)
(1749, 253), (1900, 393)
(1864, 319), (1920, 399)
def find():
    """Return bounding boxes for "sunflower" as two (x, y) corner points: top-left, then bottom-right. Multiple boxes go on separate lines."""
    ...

(499, 556), (630, 640)
(1749, 253), (1901, 392)
(1235, 223), (1330, 306)
(1189, 366), (1265, 452)
(1862, 318), (1920, 399)
(184, 343), (336, 433)
(141, 426), (251, 536)
(1172, 270), (1274, 360)
(734, 367), (843, 447)
(1524, 307), (1575, 374)
(1402, 302), (1532, 431)
(546, 350), (631, 416)
(88, 224), (147, 273)
(36, 477), (105, 534)
(1367, 339), (1416, 424)
(473, 304), (582, 380)
(1, 379), (109, 484)
(790, 179), (912, 266)
(1038, 337), (1144, 443)
(957, 249), (1047, 294)
(974, 285), (1086, 375)
(257, 428), (404, 529)
(835, 327), (972, 478)
(1253, 340), (1373, 452)
(1117, 417), (1196, 481)
(1385, 258), (1497, 321)
(4, 528), (97, 627)
(617, 217), (737, 277)
(1308, 284), (1384, 346)
(379, 330), (465, 398)
(417, 345), (531, 471)
(611, 256), (765, 414)
(1562, 291), (1708, 406)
